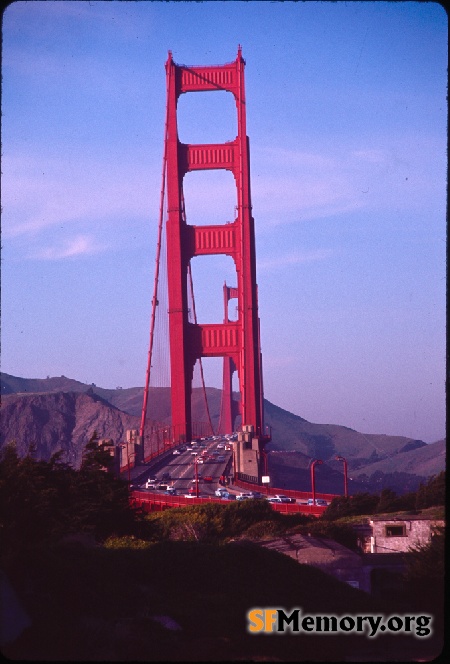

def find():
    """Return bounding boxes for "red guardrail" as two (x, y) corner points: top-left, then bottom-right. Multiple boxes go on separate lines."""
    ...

(233, 477), (338, 504)
(131, 491), (327, 515)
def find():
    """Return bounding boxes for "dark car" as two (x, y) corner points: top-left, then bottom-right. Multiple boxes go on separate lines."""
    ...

(161, 472), (171, 481)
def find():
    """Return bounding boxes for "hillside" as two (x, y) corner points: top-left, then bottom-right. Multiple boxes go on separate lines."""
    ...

(1, 373), (445, 491)
(0, 391), (140, 469)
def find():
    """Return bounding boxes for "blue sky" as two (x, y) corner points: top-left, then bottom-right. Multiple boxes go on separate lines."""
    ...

(2, 1), (447, 443)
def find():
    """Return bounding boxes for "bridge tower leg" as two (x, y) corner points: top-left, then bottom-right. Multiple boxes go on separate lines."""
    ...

(217, 283), (239, 435)
(164, 48), (267, 479)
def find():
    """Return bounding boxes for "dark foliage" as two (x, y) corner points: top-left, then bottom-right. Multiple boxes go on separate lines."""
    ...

(323, 472), (445, 519)
(296, 520), (360, 551)
(415, 471), (446, 508)
(322, 492), (380, 519)
(0, 439), (141, 554)
(146, 499), (310, 543)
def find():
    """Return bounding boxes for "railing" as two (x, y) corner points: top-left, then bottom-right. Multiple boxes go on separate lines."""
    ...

(119, 424), (214, 473)
(233, 476), (338, 504)
(130, 490), (329, 516)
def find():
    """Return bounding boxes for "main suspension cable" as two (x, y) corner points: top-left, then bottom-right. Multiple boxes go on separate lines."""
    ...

(140, 90), (169, 440)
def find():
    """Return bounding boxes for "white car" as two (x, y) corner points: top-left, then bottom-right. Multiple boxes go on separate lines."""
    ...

(173, 449), (181, 455)
(216, 491), (232, 500)
(273, 495), (295, 504)
(191, 451), (198, 456)
(236, 493), (253, 501)
(215, 487), (228, 497)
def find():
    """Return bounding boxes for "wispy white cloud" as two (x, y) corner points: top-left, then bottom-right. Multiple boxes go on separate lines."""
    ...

(250, 138), (444, 228)
(2, 153), (158, 238)
(30, 234), (108, 261)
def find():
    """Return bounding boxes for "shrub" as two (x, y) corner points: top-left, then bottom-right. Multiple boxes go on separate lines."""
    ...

(146, 499), (279, 542)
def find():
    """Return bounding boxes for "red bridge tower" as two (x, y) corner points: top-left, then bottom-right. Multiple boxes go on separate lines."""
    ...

(165, 47), (267, 481)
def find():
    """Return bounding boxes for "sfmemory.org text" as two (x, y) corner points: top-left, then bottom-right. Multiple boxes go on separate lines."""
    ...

(247, 609), (432, 638)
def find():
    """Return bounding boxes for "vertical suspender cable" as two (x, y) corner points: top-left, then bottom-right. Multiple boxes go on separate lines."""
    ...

(180, 190), (215, 437)
(187, 262), (215, 437)
(139, 86), (170, 440)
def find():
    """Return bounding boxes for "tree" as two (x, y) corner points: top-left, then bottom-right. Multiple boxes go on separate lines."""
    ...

(323, 493), (379, 519)
(0, 443), (76, 552)
(415, 471), (445, 508)
(402, 526), (445, 630)
(80, 431), (115, 473)
(0, 438), (142, 556)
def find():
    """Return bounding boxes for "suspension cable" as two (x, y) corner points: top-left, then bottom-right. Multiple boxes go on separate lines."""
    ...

(140, 87), (169, 439)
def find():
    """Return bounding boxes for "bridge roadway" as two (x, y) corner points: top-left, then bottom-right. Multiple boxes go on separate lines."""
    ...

(130, 437), (234, 499)
(126, 436), (333, 514)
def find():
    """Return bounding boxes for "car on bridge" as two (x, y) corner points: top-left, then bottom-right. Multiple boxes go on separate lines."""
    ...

(187, 487), (206, 496)
(215, 487), (228, 497)
(249, 491), (264, 499)
(307, 498), (328, 506)
(236, 493), (253, 501)
(214, 490), (235, 500)
(268, 495), (295, 504)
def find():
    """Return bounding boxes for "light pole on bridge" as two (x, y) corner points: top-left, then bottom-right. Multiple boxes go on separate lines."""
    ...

(336, 455), (348, 497)
(127, 451), (137, 488)
(310, 459), (323, 506)
(194, 457), (199, 498)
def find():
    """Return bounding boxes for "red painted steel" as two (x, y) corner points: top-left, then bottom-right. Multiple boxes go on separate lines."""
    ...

(165, 47), (264, 443)
(218, 283), (239, 434)
(130, 490), (331, 516)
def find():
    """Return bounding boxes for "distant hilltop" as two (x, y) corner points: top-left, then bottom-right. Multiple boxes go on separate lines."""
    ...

(1, 373), (445, 495)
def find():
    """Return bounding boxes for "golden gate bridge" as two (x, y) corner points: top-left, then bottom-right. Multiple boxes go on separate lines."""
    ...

(136, 47), (271, 485)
